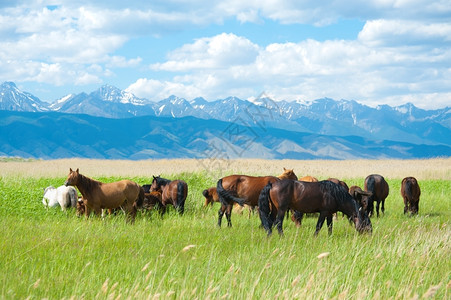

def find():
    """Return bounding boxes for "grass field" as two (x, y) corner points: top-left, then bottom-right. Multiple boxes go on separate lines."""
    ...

(0, 159), (449, 299)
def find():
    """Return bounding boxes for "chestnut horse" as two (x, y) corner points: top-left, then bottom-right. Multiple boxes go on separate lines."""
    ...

(299, 176), (318, 182)
(65, 168), (144, 223)
(258, 180), (372, 236)
(150, 176), (188, 215)
(216, 168), (298, 227)
(364, 174), (389, 217)
(401, 177), (421, 215)
(202, 187), (219, 207)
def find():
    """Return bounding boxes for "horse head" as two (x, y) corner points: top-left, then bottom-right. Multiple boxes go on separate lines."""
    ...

(278, 168), (298, 180)
(150, 175), (162, 192)
(356, 208), (372, 234)
(65, 168), (79, 186)
(349, 186), (372, 212)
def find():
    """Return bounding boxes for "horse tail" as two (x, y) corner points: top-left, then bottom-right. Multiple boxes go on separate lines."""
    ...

(176, 181), (186, 214)
(258, 182), (273, 233)
(134, 186), (145, 209)
(216, 178), (245, 206)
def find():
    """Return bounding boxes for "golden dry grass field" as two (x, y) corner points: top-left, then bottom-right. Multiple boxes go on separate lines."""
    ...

(1, 157), (450, 179)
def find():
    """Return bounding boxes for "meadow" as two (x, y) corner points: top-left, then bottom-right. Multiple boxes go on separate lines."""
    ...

(0, 158), (449, 299)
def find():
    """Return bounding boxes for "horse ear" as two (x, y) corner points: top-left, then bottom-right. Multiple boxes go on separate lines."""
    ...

(70, 168), (73, 172)
(283, 167), (287, 171)
(76, 168), (79, 173)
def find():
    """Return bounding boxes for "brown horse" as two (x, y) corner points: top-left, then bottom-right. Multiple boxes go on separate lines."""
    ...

(401, 177), (421, 215)
(65, 168), (144, 223)
(258, 180), (372, 236)
(150, 176), (188, 215)
(299, 176), (318, 182)
(202, 187), (219, 207)
(216, 168), (298, 227)
(364, 174), (389, 217)
(349, 185), (372, 212)
(327, 178), (349, 192)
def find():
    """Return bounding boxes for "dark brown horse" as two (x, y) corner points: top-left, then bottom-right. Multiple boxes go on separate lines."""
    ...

(364, 174), (389, 217)
(258, 180), (372, 236)
(216, 168), (298, 227)
(401, 177), (421, 215)
(65, 168), (144, 223)
(150, 176), (188, 215)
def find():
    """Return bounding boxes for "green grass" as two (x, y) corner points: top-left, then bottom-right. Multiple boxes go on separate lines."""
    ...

(0, 174), (449, 299)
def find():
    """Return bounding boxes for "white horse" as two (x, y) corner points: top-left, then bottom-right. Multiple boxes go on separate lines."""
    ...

(42, 185), (78, 210)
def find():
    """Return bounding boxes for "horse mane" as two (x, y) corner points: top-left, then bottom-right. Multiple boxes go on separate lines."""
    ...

(320, 180), (358, 217)
(77, 173), (101, 197)
(155, 176), (171, 186)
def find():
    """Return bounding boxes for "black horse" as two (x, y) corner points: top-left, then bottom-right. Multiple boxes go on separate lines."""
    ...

(258, 179), (372, 236)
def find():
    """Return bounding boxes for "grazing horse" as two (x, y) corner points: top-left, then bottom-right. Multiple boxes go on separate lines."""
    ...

(349, 186), (372, 212)
(150, 176), (188, 215)
(258, 180), (372, 236)
(42, 185), (78, 210)
(364, 174), (389, 217)
(65, 168), (144, 223)
(216, 168), (298, 227)
(203, 187), (219, 207)
(401, 177), (421, 215)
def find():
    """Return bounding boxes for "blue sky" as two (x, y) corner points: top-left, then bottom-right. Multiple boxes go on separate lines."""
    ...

(0, 1), (450, 109)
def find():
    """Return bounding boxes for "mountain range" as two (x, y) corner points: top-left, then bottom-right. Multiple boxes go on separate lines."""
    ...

(0, 81), (450, 160)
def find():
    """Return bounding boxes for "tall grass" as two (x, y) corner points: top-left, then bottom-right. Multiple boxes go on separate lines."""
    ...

(0, 168), (449, 299)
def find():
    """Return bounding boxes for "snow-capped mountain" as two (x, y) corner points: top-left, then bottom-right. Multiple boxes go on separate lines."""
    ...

(0, 82), (48, 112)
(0, 81), (450, 155)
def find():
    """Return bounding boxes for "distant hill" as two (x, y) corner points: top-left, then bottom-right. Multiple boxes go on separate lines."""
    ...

(1, 81), (450, 160)
(1, 110), (449, 160)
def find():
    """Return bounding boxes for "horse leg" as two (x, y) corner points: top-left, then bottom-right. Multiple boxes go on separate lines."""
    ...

(314, 213), (327, 236)
(381, 199), (385, 215)
(326, 215), (333, 236)
(127, 204), (137, 224)
(403, 197), (408, 214)
(376, 200), (380, 218)
(274, 209), (286, 236)
(218, 204), (226, 227)
(225, 204), (233, 227)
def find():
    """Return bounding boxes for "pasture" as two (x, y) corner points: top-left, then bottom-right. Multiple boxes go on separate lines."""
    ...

(0, 158), (450, 299)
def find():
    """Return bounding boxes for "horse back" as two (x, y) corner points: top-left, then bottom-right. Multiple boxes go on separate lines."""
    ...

(222, 175), (278, 206)
(162, 180), (187, 205)
(365, 174), (389, 200)
(95, 180), (140, 208)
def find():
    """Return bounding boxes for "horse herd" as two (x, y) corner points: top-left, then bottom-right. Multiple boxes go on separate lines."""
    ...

(42, 168), (421, 236)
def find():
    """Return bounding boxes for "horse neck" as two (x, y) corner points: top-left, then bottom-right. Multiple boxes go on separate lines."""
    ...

(339, 198), (359, 220)
(157, 178), (171, 188)
(76, 174), (100, 198)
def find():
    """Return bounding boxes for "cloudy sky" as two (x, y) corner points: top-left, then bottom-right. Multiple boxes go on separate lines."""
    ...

(1, 1), (450, 109)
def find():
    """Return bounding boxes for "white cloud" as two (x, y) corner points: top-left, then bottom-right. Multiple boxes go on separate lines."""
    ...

(1, 1), (450, 108)
(359, 19), (451, 47)
(128, 29), (451, 108)
(152, 33), (259, 71)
